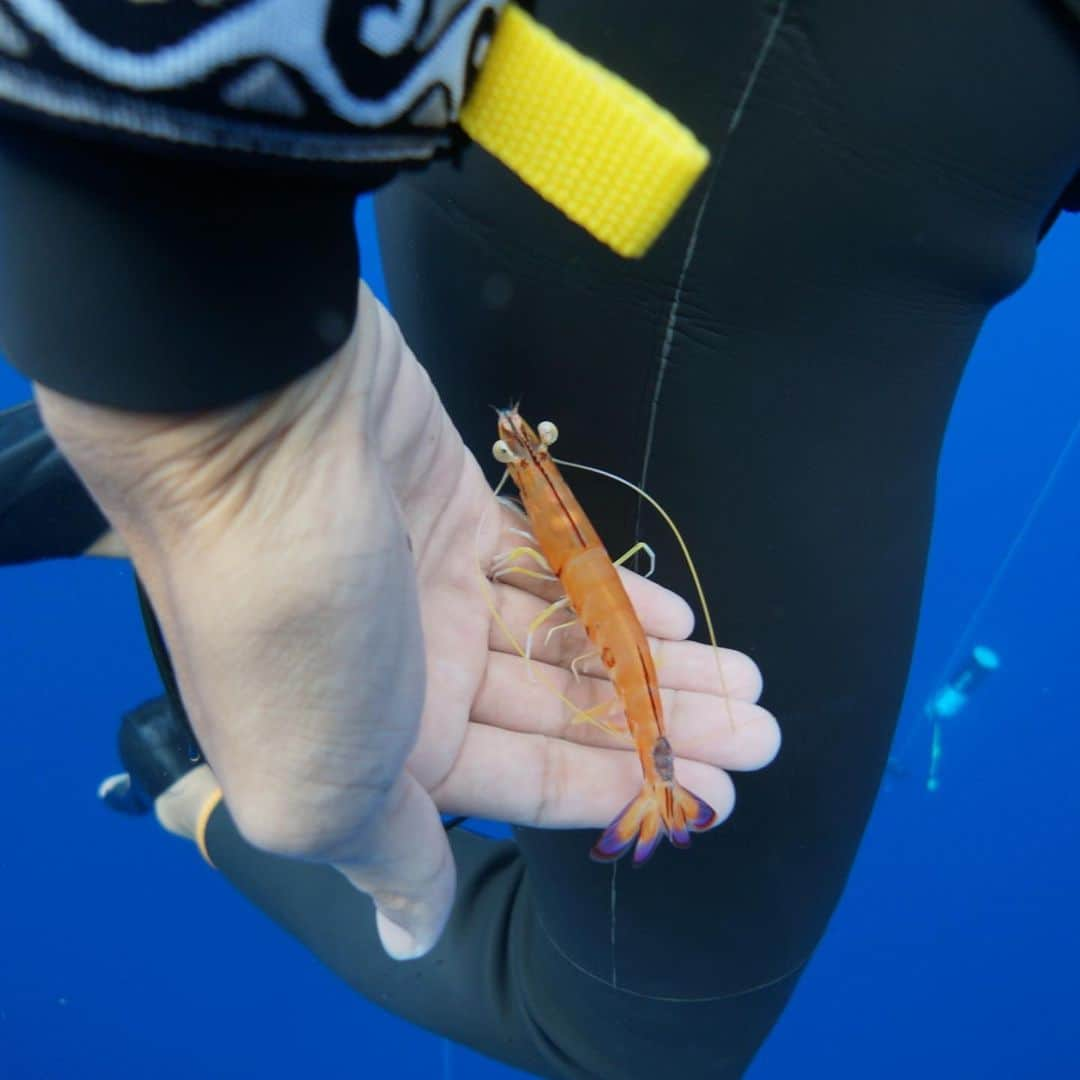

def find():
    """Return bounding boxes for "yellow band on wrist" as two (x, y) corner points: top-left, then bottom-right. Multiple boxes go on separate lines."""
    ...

(460, 4), (710, 258)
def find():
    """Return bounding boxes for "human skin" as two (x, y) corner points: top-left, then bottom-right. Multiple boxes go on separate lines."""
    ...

(37, 283), (779, 958)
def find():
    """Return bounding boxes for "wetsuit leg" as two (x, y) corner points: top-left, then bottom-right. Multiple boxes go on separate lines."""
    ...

(373, 0), (1080, 1006)
(201, 800), (800, 1079)
(185, 3), (1079, 1077)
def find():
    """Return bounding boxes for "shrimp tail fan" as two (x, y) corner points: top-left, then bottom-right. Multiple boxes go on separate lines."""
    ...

(590, 782), (718, 867)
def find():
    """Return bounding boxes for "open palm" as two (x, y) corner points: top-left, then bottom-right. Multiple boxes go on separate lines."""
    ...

(364, 286), (779, 841)
(38, 284), (778, 960)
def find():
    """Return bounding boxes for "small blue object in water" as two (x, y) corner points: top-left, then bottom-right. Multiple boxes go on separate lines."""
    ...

(925, 645), (1001, 721)
(924, 645), (1000, 791)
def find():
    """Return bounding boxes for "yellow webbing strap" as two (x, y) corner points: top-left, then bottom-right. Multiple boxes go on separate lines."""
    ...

(459, 5), (710, 258)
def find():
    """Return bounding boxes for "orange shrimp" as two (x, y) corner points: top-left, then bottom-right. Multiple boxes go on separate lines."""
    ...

(493, 408), (717, 866)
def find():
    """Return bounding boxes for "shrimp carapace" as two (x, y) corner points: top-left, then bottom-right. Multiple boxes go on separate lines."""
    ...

(493, 408), (718, 866)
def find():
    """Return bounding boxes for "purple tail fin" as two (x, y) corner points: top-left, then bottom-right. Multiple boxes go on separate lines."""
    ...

(590, 782), (718, 867)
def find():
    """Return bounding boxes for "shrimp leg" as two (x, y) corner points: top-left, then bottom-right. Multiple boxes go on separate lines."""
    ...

(570, 650), (600, 680)
(492, 545), (558, 583)
(526, 597), (571, 661)
(492, 544), (552, 572)
(573, 698), (632, 740)
(523, 601), (629, 738)
(545, 618), (580, 646)
(495, 565), (559, 583)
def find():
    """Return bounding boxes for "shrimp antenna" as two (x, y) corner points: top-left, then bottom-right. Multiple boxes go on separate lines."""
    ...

(553, 457), (738, 731)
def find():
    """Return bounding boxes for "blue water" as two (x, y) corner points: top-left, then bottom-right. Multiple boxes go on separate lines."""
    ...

(1, 204), (1077, 1079)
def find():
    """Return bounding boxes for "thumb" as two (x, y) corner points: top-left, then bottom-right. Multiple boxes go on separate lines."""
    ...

(334, 768), (456, 961)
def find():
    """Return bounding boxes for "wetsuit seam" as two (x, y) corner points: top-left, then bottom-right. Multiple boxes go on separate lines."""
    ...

(635, 0), (790, 505)
(621, 0), (791, 992)
(536, 903), (810, 1004)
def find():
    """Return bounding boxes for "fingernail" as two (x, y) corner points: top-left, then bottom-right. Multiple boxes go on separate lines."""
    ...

(376, 909), (426, 962)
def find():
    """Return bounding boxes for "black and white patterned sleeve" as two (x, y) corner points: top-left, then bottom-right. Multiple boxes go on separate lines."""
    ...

(0, 2), (507, 410)
(0, 1), (505, 169)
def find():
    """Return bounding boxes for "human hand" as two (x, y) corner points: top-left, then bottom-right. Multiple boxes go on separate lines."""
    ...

(38, 283), (779, 960)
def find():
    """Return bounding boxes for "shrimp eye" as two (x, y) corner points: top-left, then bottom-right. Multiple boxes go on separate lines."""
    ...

(537, 420), (558, 446)
(492, 439), (519, 464)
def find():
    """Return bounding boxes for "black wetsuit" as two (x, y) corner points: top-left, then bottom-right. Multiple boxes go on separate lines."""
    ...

(0, 4), (1078, 1078)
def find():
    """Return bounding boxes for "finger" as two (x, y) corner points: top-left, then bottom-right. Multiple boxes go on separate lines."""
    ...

(472, 651), (779, 771)
(484, 623), (762, 706)
(524, 627), (762, 705)
(570, 635), (764, 704)
(655, 687), (781, 770)
(481, 502), (557, 597)
(333, 769), (455, 962)
(433, 722), (737, 830)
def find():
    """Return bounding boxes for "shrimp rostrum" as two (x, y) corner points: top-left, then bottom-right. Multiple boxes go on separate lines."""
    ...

(492, 409), (717, 866)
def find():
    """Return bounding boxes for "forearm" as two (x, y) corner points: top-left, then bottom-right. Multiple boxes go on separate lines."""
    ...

(33, 322), (422, 851)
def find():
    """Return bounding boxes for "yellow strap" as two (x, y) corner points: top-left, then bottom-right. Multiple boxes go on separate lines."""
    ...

(460, 5), (710, 258)
(194, 786), (224, 869)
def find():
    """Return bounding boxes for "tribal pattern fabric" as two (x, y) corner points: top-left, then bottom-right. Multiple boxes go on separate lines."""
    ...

(0, 0), (505, 166)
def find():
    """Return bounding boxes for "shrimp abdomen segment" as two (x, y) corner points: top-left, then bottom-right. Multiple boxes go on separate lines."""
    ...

(559, 547), (663, 738)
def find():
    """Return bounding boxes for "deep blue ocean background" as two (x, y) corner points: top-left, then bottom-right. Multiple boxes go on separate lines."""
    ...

(1, 201), (1077, 1079)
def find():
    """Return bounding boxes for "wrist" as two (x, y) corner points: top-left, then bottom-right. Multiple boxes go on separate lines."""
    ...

(34, 324), (361, 557)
